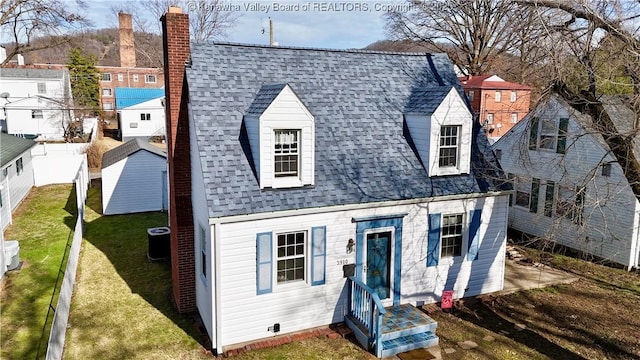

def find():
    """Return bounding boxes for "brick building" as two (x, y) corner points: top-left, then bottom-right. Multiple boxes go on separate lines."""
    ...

(458, 75), (531, 141)
(98, 12), (164, 119)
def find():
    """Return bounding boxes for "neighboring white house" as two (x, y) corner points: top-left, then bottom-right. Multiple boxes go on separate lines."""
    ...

(493, 93), (640, 269)
(0, 133), (36, 280)
(101, 138), (167, 215)
(0, 68), (73, 140)
(163, 10), (510, 358)
(115, 87), (165, 142)
(3, 95), (72, 140)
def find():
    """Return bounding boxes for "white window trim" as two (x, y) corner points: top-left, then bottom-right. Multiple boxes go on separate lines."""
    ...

(145, 74), (157, 83)
(436, 125), (462, 175)
(495, 91), (502, 102)
(31, 110), (43, 119)
(102, 73), (112, 82)
(133, 74), (139, 82)
(537, 118), (559, 151)
(555, 185), (575, 219)
(510, 91), (517, 102)
(437, 212), (469, 267)
(271, 128), (304, 188)
(425, 88), (472, 177)
(273, 229), (310, 291)
(486, 113), (494, 124)
(511, 113), (518, 123)
(440, 213), (465, 259)
(514, 176), (531, 210)
(16, 157), (23, 176)
(117, 73), (124, 81)
(102, 88), (112, 97)
(199, 224), (207, 285)
(362, 226), (396, 306)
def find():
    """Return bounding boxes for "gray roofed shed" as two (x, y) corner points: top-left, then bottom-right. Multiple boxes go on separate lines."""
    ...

(102, 138), (166, 169)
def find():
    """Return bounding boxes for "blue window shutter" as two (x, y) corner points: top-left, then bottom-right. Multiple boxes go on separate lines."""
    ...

(311, 226), (326, 286)
(427, 214), (441, 267)
(468, 209), (482, 261)
(256, 232), (273, 295)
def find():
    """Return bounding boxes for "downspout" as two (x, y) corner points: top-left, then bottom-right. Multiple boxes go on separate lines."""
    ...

(213, 222), (223, 355)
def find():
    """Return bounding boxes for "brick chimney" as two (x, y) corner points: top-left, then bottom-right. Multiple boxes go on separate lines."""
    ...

(119, 12), (136, 68)
(161, 7), (195, 313)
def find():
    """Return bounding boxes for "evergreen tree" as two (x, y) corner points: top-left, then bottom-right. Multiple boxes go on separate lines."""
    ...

(67, 48), (100, 115)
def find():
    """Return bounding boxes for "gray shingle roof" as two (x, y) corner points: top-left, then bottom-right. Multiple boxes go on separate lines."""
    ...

(0, 133), (37, 168)
(404, 86), (453, 114)
(599, 95), (640, 160)
(186, 43), (504, 218)
(0, 68), (66, 79)
(102, 138), (166, 169)
(246, 84), (288, 115)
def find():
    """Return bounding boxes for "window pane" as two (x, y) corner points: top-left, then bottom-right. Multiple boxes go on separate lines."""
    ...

(441, 214), (463, 258)
(439, 126), (459, 168)
(276, 231), (306, 283)
(274, 130), (300, 177)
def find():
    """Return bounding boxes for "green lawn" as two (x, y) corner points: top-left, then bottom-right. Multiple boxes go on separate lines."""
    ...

(4, 184), (640, 360)
(0, 184), (77, 360)
(63, 182), (209, 359)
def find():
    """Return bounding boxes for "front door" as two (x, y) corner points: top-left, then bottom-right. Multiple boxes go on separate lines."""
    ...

(366, 232), (392, 300)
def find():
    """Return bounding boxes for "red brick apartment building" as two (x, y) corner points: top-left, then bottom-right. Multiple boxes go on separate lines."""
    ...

(459, 75), (531, 140)
(98, 12), (164, 118)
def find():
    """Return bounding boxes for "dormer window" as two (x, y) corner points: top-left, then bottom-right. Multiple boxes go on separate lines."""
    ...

(274, 130), (299, 177)
(439, 125), (459, 168)
(404, 86), (472, 177)
(244, 84), (315, 189)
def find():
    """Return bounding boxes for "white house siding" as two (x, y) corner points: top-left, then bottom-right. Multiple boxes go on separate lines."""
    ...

(429, 90), (472, 176)
(258, 87), (314, 188)
(0, 167), (12, 231)
(0, 77), (67, 100)
(244, 115), (260, 177)
(191, 109), (216, 344)
(4, 98), (69, 140)
(493, 95), (640, 268)
(404, 114), (432, 171)
(101, 151), (166, 215)
(211, 194), (507, 348)
(0, 151), (35, 231)
(118, 98), (166, 142)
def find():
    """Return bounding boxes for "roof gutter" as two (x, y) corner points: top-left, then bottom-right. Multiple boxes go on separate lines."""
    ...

(209, 190), (512, 225)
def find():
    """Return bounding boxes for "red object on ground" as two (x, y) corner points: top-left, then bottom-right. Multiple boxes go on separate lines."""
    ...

(441, 290), (454, 309)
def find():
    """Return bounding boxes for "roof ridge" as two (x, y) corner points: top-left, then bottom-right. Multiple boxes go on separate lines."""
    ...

(194, 41), (446, 57)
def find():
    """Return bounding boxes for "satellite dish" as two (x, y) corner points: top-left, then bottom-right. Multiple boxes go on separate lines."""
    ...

(0, 92), (9, 99)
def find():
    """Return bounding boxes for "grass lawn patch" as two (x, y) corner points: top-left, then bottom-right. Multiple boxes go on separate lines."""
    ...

(0, 184), (77, 360)
(63, 182), (209, 360)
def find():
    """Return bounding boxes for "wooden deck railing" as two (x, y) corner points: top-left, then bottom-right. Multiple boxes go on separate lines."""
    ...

(347, 277), (385, 352)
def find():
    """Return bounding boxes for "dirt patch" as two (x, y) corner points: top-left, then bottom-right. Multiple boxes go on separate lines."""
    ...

(425, 247), (640, 360)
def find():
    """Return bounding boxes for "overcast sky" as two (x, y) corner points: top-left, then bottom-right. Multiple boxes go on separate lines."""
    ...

(82, 1), (404, 49)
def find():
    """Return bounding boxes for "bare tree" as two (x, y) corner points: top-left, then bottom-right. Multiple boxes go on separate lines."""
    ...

(515, 0), (640, 199)
(141, 0), (238, 41)
(0, 0), (89, 65)
(385, 0), (544, 75)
